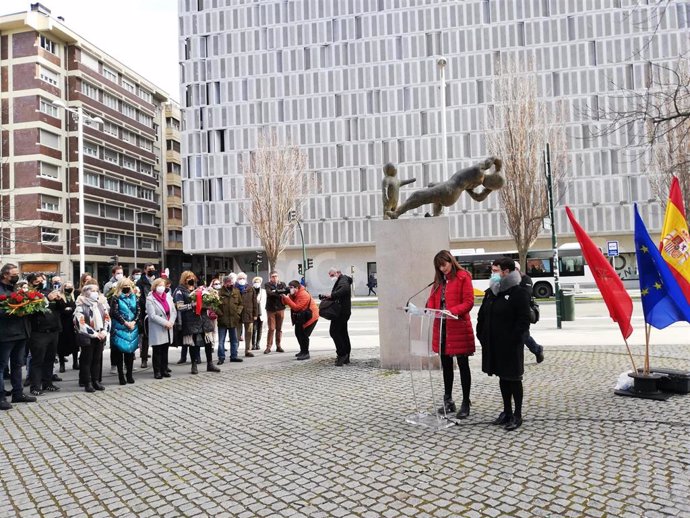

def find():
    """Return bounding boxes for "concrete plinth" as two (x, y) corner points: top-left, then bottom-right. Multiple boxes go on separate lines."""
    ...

(373, 217), (450, 370)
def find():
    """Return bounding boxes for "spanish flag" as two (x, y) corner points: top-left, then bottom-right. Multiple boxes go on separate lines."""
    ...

(659, 177), (690, 303)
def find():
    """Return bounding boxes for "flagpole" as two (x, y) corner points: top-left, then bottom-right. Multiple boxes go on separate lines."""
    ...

(644, 324), (651, 375)
(622, 338), (637, 373)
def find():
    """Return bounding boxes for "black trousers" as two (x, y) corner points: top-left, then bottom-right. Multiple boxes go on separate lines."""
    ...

(329, 314), (351, 358)
(252, 318), (263, 348)
(111, 348), (135, 374)
(295, 321), (317, 354)
(79, 339), (104, 385)
(28, 331), (59, 390)
(179, 345), (201, 363)
(152, 344), (169, 374)
(440, 354), (471, 403)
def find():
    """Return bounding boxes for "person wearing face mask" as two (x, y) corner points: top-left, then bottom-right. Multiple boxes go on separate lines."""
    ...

(281, 280), (319, 360)
(58, 281), (78, 373)
(74, 282), (111, 393)
(426, 250), (475, 419)
(216, 273), (244, 364)
(321, 267), (353, 366)
(477, 257), (531, 431)
(109, 279), (140, 385)
(0, 263), (37, 410)
(174, 271), (221, 373)
(130, 268), (142, 284)
(146, 278), (177, 379)
(103, 265), (125, 300)
(264, 271), (289, 354)
(235, 272), (258, 358)
(251, 276), (267, 351)
(26, 272), (66, 396)
(136, 263), (157, 368)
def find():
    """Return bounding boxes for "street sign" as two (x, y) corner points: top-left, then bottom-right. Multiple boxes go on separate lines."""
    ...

(607, 240), (619, 257)
(543, 217), (552, 230)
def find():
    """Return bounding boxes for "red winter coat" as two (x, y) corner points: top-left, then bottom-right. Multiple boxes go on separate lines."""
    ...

(426, 269), (475, 355)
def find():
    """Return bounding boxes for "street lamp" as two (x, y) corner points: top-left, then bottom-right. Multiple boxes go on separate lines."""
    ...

(437, 57), (448, 179)
(53, 100), (103, 276)
(288, 209), (307, 286)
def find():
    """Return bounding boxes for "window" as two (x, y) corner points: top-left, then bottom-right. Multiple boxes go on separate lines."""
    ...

(122, 156), (136, 170)
(121, 129), (135, 143)
(81, 81), (99, 100)
(140, 238), (155, 250)
(121, 182), (137, 196)
(103, 177), (119, 191)
(139, 137), (153, 151)
(103, 149), (119, 164)
(103, 93), (118, 110)
(167, 185), (182, 197)
(39, 35), (57, 54)
(40, 129), (60, 148)
(103, 121), (118, 136)
(139, 187), (154, 201)
(138, 112), (153, 127)
(81, 51), (99, 71)
(39, 162), (59, 179)
(120, 208), (133, 221)
(139, 163), (153, 175)
(41, 227), (59, 243)
(168, 230), (182, 242)
(102, 205), (119, 219)
(102, 66), (118, 83)
(84, 172), (100, 187)
(103, 233), (119, 247)
(138, 212), (155, 225)
(40, 194), (60, 212)
(83, 141), (98, 158)
(39, 98), (58, 117)
(166, 117), (180, 130)
(138, 88), (152, 103)
(167, 163), (181, 175)
(84, 231), (99, 245)
(121, 103), (136, 119)
(84, 201), (99, 215)
(121, 78), (136, 93)
(39, 65), (59, 86)
(168, 207), (182, 219)
(166, 140), (180, 152)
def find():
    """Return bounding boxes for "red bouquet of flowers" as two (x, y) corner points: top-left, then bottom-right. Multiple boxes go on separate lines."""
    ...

(0, 290), (49, 317)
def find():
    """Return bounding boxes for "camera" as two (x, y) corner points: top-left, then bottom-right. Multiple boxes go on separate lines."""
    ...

(437, 56), (447, 67)
(318, 294), (327, 300)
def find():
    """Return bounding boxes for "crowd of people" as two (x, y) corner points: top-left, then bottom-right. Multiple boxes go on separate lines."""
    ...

(0, 262), (354, 410)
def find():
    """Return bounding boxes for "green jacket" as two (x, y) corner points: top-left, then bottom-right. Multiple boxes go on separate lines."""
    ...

(217, 286), (243, 328)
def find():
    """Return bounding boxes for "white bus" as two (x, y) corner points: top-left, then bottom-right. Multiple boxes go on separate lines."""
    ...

(452, 244), (596, 298)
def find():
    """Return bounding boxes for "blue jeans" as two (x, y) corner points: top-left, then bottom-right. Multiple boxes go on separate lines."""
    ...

(524, 332), (543, 355)
(0, 339), (26, 399)
(217, 326), (238, 360)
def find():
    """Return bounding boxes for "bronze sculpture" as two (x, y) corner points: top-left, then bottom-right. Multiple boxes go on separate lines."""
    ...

(381, 162), (416, 220)
(385, 157), (504, 219)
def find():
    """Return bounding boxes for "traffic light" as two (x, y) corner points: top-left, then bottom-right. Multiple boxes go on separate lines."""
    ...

(109, 255), (119, 266)
(307, 258), (313, 270)
(256, 251), (263, 265)
(298, 264), (303, 275)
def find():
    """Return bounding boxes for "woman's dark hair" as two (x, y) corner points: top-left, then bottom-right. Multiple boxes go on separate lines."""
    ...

(288, 280), (301, 289)
(432, 250), (464, 287)
(492, 257), (516, 272)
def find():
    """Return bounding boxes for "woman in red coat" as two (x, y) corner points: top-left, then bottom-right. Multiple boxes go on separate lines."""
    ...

(426, 250), (475, 418)
(281, 280), (319, 360)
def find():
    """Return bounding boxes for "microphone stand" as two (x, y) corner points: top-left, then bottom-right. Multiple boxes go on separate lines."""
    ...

(404, 281), (434, 311)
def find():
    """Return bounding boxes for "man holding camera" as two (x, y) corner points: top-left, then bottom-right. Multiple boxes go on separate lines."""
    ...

(264, 271), (288, 354)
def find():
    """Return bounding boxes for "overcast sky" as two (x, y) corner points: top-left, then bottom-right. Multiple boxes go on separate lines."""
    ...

(2, 0), (180, 100)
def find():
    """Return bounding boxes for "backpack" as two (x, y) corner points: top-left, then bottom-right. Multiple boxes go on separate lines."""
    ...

(529, 298), (540, 325)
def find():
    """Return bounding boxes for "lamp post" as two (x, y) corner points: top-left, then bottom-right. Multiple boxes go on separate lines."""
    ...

(437, 57), (448, 179)
(288, 210), (307, 286)
(53, 101), (102, 276)
(544, 142), (562, 329)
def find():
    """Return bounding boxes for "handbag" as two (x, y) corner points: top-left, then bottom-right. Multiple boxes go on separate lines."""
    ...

(529, 299), (540, 324)
(318, 298), (341, 320)
(291, 296), (313, 325)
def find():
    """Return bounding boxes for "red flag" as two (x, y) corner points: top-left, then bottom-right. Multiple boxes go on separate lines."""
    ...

(565, 206), (633, 339)
(659, 176), (690, 304)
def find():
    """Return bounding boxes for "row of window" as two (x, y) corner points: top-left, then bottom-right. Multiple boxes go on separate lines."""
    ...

(81, 80), (155, 128)
(83, 170), (157, 201)
(80, 50), (154, 104)
(84, 230), (159, 250)
(82, 140), (155, 176)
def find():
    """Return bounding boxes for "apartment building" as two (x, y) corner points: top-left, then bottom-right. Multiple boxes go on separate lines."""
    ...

(0, 2), (169, 283)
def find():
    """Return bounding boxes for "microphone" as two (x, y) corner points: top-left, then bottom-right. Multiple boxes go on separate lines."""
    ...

(405, 281), (434, 311)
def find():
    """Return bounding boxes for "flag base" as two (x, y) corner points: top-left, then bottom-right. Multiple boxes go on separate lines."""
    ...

(614, 372), (672, 401)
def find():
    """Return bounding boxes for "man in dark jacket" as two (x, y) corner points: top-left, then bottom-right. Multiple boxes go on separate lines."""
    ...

(264, 271), (288, 354)
(515, 262), (544, 363)
(217, 273), (243, 363)
(0, 264), (37, 410)
(324, 268), (353, 366)
(136, 263), (156, 367)
(26, 273), (65, 395)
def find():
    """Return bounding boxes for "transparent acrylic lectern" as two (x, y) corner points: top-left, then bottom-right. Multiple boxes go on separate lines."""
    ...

(402, 305), (458, 431)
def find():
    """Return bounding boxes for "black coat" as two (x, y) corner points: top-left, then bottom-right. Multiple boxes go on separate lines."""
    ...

(58, 296), (77, 356)
(29, 287), (65, 333)
(0, 281), (31, 343)
(264, 281), (288, 312)
(173, 285), (203, 336)
(330, 274), (353, 316)
(477, 284), (531, 380)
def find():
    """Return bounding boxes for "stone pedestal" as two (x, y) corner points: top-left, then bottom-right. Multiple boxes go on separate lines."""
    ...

(373, 217), (450, 370)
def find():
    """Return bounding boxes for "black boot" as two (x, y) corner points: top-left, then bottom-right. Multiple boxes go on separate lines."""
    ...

(456, 400), (471, 419)
(152, 348), (162, 379)
(437, 395), (456, 415)
(207, 361), (220, 372)
(117, 363), (126, 385)
(125, 355), (135, 384)
(59, 360), (66, 373)
(191, 361), (198, 375)
(84, 382), (95, 393)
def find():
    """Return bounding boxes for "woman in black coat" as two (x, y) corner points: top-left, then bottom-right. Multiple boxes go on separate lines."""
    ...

(58, 282), (78, 372)
(476, 257), (531, 431)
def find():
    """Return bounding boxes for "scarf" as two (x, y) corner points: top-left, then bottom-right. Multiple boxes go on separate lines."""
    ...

(152, 290), (170, 316)
(236, 283), (247, 294)
(77, 293), (105, 331)
(490, 270), (522, 296)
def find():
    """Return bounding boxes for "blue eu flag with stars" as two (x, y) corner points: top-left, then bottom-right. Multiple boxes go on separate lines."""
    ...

(634, 204), (690, 329)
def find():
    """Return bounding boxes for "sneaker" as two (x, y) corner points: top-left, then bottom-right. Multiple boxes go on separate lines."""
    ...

(535, 350), (545, 364)
(30, 389), (44, 396)
(0, 400), (12, 410)
(51, 374), (62, 382)
(230, 357), (244, 363)
(437, 396), (456, 415)
(296, 353), (310, 360)
(335, 356), (346, 367)
(42, 384), (61, 392)
(12, 393), (37, 403)
(245, 351), (254, 358)
(217, 358), (225, 365)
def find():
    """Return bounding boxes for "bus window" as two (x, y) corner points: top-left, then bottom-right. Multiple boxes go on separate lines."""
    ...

(560, 256), (585, 276)
(526, 258), (552, 277)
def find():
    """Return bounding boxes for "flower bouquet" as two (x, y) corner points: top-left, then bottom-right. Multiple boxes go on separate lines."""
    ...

(0, 290), (48, 317)
(201, 290), (221, 313)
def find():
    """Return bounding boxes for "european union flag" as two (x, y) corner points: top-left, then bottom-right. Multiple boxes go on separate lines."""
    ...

(634, 204), (690, 329)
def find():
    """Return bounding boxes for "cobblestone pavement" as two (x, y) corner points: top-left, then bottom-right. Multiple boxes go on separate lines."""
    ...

(1, 344), (689, 518)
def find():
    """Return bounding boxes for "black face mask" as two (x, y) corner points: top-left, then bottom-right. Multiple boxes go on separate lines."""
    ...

(148, 271), (157, 277)
(122, 288), (131, 294)
(165, 288), (170, 293)
(187, 280), (195, 286)
(65, 288), (74, 294)
(9, 275), (19, 284)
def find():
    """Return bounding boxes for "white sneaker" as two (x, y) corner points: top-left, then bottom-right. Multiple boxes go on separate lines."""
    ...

(110, 366), (117, 374)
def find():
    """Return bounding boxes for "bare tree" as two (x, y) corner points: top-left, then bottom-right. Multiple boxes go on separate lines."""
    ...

(241, 131), (310, 271)
(487, 57), (568, 269)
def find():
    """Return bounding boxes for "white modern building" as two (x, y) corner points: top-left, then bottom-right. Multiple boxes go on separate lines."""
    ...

(178, 0), (689, 294)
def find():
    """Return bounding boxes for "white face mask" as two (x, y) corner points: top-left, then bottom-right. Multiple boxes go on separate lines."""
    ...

(212, 283), (221, 289)
(89, 292), (99, 301)
(115, 273), (123, 281)
(155, 286), (166, 294)
(253, 282), (261, 289)
(289, 287), (296, 295)
(238, 279), (246, 286)
(133, 275), (141, 282)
